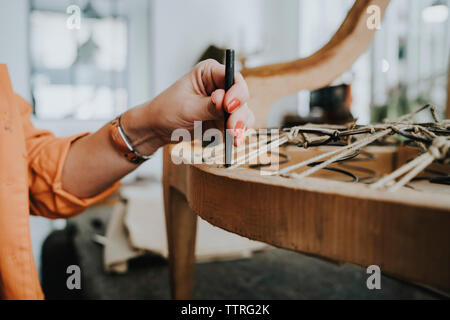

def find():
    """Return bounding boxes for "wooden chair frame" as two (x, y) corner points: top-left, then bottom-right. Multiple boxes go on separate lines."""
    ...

(162, 0), (450, 299)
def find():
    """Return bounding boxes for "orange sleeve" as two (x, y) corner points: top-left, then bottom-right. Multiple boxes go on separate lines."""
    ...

(15, 94), (121, 219)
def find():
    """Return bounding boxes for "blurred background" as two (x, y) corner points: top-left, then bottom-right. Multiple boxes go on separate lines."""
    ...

(0, 0), (448, 299)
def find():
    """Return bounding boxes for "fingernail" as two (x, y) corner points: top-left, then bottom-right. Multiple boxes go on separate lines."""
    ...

(227, 98), (241, 113)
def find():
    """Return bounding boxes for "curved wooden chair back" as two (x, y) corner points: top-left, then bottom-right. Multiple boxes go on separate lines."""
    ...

(241, 0), (391, 128)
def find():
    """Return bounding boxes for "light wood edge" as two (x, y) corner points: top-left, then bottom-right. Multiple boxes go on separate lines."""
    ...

(163, 152), (197, 300)
(167, 144), (450, 211)
(192, 165), (450, 211)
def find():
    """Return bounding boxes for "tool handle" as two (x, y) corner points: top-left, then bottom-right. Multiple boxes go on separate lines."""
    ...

(224, 49), (235, 167)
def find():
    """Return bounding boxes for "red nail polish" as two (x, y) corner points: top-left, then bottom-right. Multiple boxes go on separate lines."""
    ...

(227, 98), (241, 113)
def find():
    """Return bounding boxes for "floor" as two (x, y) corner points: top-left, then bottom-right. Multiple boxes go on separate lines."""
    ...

(40, 205), (444, 300)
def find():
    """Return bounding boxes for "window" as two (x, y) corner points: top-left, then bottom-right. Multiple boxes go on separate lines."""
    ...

(298, 0), (449, 123)
(30, 1), (129, 120)
(369, 0), (449, 121)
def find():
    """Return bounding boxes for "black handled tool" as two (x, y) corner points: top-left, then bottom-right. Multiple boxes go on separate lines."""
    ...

(224, 49), (235, 167)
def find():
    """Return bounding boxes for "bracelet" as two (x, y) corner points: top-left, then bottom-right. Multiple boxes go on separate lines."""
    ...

(109, 115), (152, 164)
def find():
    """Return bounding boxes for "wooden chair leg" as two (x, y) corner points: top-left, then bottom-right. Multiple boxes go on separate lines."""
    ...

(164, 186), (198, 300)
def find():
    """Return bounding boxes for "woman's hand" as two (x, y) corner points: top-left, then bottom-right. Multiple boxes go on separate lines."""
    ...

(122, 59), (255, 155)
(63, 59), (254, 198)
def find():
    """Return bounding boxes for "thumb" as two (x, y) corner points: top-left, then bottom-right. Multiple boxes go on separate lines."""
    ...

(197, 88), (226, 121)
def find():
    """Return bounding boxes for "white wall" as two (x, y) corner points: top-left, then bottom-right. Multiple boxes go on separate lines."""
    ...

(150, 0), (264, 94)
(261, 0), (300, 127)
(0, 0), (30, 100)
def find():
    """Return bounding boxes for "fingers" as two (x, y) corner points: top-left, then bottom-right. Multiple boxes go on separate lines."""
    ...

(223, 72), (250, 114)
(198, 59), (250, 115)
(227, 103), (255, 146)
(210, 89), (225, 116)
(198, 93), (255, 147)
(195, 59), (225, 95)
(227, 102), (254, 131)
(195, 59), (253, 145)
(203, 60), (225, 94)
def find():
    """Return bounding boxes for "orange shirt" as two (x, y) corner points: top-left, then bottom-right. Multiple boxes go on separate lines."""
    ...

(0, 64), (120, 299)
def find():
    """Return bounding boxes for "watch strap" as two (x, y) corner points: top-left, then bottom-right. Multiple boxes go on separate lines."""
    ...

(109, 116), (151, 164)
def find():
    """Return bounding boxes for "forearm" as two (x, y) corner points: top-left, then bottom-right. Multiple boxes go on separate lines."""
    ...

(61, 103), (164, 198)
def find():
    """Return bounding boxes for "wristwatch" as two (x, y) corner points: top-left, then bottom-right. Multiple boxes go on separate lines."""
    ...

(109, 115), (152, 164)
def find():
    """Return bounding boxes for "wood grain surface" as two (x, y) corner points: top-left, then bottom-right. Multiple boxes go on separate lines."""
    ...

(164, 144), (450, 295)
